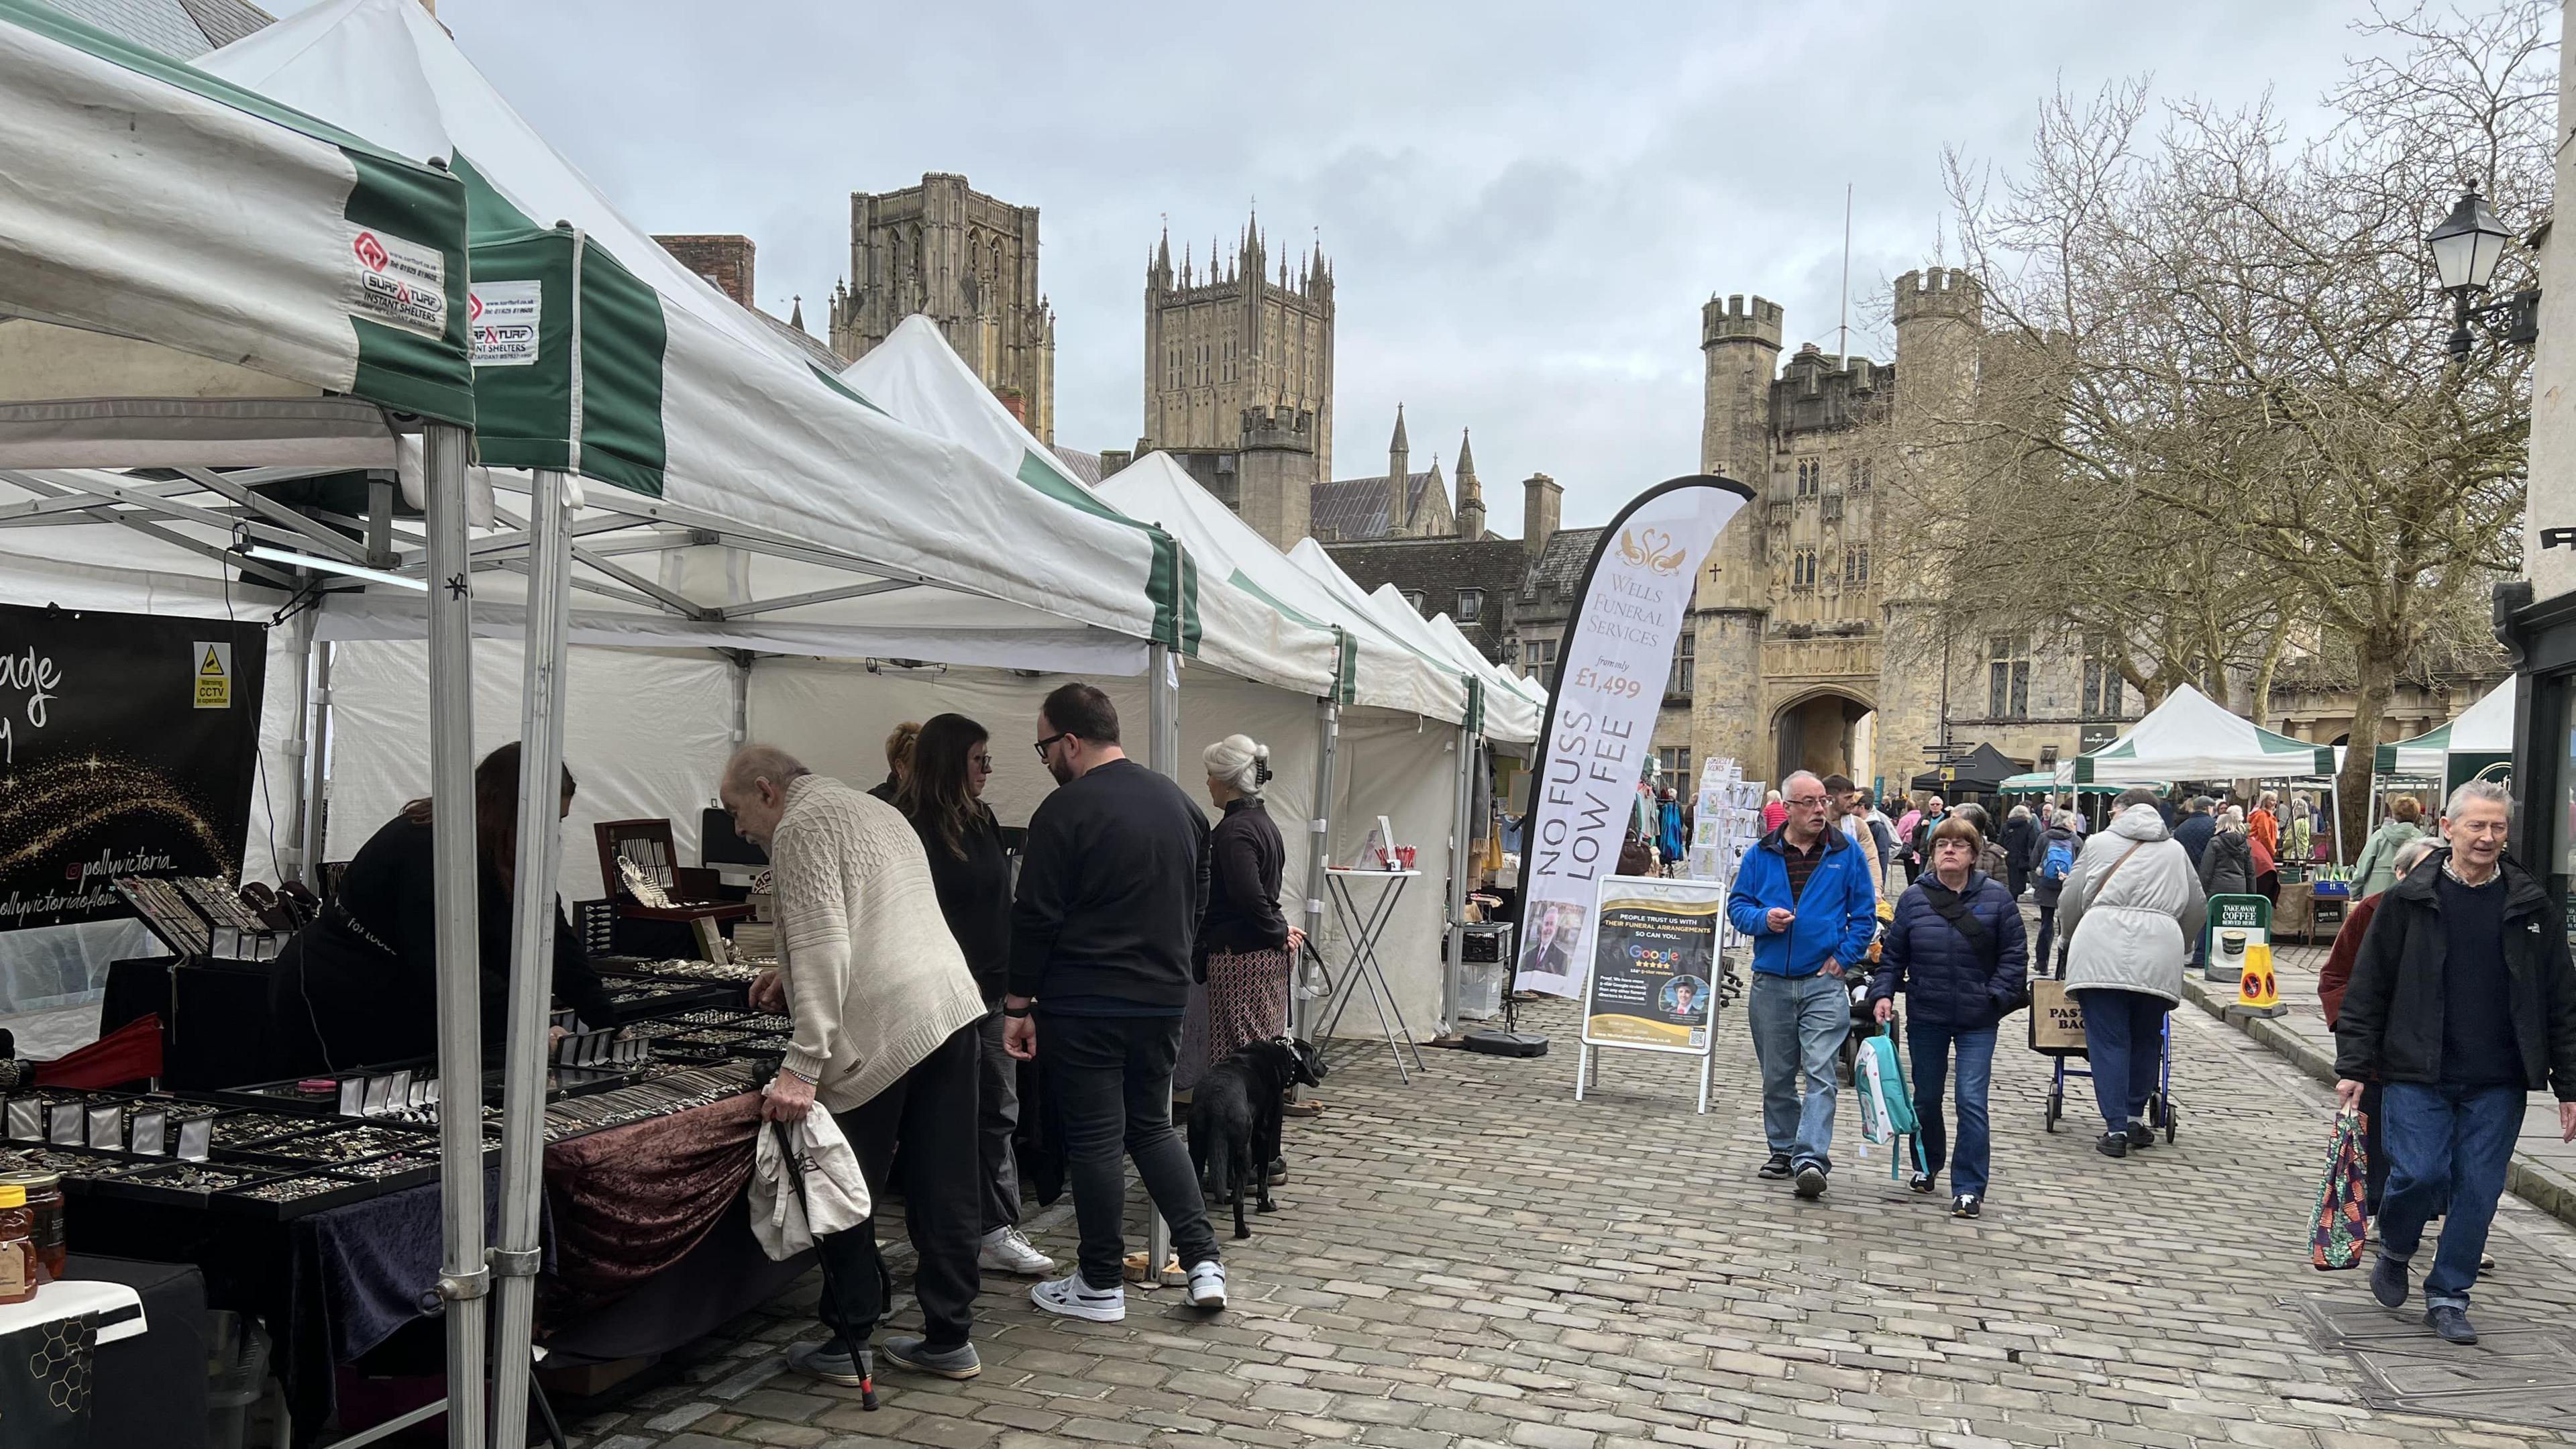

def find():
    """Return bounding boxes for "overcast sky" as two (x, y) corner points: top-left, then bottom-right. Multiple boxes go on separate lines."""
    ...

(282, 0), (2385, 528)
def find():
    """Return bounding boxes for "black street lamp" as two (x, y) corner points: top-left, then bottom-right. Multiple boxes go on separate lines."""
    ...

(2427, 184), (2538, 357)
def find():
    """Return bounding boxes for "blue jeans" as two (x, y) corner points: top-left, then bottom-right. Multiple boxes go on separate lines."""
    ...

(2078, 988), (2166, 1133)
(1907, 1022), (1997, 1197)
(2377, 1082), (2526, 1308)
(1748, 970), (1850, 1173)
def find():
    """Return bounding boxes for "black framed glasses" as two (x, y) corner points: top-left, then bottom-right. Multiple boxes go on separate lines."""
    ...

(1033, 732), (1069, 760)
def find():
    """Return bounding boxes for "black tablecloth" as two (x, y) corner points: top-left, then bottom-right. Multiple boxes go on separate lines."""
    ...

(69, 1255), (211, 1449)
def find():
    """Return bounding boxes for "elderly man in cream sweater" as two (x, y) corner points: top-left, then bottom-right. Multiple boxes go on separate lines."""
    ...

(720, 745), (991, 1386)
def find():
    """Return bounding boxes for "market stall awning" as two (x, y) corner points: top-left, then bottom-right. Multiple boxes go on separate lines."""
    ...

(1998, 771), (2155, 796)
(835, 323), (1343, 698)
(193, 0), (1195, 655)
(2064, 684), (2337, 785)
(1099, 453), (1483, 718)
(0, 0), (474, 426)
(1911, 742), (2021, 794)
(2373, 676), (2515, 777)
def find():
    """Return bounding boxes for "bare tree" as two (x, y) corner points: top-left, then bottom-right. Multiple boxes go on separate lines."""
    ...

(1904, 2), (2548, 845)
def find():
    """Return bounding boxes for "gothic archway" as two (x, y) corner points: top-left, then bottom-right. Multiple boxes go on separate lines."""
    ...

(1770, 687), (1878, 788)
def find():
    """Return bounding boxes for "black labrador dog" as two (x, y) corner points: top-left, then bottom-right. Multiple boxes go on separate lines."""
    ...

(1187, 1035), (1326, 1239)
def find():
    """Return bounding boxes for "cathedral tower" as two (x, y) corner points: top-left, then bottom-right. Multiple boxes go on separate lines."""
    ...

(1143, 216), (1333, 470)
(830, 173), (1055, 442)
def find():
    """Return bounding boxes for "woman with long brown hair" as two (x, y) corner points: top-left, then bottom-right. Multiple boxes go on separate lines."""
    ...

(267, 741), (613, 1074)
(894, 712), (1056, 1279)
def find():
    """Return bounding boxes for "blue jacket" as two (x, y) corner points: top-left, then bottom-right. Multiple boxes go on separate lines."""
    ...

(1726, 825), (1879, 977)
(1867, 871), (2029, 1029)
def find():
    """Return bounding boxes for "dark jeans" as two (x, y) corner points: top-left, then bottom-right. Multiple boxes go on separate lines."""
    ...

(975, 1011), (1022, 1233)
(2359, 1079), (2390, 1216)
(1044, 1011), (1221, 1289)
(1908, 1022), (1997, 1197)
(2378, 1081), (2526, 1308)
(822, 1022), (983, 1351)
(2078, 988), (2165, 1133)
(2006, 864), (2029, 900)
(2032, 903), (2058, 976)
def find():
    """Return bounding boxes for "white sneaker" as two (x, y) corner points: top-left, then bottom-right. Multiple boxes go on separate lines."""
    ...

(979, 1226), (1057, 1277)
(1030, 1272), (1125, 1322)
(1185, 1258), (1228, 1310)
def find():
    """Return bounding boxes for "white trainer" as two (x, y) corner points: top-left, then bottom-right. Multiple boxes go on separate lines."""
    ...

(978, 1226), (1057, 1277)
(1030, 1272), (1125, 1323)
(1185, 1258), (1228, 1310)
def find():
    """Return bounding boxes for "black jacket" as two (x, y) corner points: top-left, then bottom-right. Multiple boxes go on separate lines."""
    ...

(1008, 758), (1211, 1009)
(270, 814), (613, 1072)
(2172, 811), (2216, 867)
(2334, 851), (2576, 1099)
(906, 800), (1012, 1002)
(2000, 816), (2037, 875)
(2198, 830), (2255, 897)
(1197, 797), (1288, 965)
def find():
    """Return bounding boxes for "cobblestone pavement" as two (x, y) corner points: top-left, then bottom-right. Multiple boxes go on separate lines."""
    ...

(568, 986), (2576, 1449)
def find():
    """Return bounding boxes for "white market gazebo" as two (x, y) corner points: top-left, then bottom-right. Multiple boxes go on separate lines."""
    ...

(2373, 676), (2515, 790)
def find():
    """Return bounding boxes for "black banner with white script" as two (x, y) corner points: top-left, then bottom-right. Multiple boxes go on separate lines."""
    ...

(0, 603), (269, 931)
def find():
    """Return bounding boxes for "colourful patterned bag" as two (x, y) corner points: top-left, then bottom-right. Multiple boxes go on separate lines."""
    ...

(2310, 1108), (2370, 1271)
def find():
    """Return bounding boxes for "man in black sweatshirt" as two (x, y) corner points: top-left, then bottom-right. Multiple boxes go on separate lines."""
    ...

(1004, 682), (1227, 1320)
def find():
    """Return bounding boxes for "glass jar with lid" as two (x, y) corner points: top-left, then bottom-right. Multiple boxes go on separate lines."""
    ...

(0, 1170), (64, 1283)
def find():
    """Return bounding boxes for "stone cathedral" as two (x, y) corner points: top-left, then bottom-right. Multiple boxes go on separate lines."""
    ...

(828, 173), (1058, 443)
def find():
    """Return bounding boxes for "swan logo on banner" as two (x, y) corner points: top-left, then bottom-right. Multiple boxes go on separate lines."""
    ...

(1513, 476), (1752, 999)
(1617, 528), (1688, 576)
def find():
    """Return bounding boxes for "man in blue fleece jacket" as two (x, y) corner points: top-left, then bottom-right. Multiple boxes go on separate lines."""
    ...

(1727, 769), (1880, 1199)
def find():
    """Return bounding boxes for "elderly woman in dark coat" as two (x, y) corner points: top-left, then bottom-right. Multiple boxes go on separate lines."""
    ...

(1866, 815), (2028, 1220)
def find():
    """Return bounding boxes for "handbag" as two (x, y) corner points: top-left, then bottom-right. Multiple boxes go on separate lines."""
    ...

(2310, 1108), (2371, 1271)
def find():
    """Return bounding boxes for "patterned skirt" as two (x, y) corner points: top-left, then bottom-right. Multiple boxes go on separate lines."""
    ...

(1175, 946), (1293, 1093)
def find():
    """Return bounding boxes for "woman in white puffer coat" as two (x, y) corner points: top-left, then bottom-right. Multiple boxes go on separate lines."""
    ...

(2054, 790), (2208, 1161)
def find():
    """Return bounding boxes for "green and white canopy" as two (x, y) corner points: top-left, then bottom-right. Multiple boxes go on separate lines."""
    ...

(1998, 771), (2150, 796)
(2063, 684), (2336, 784)
(835, 319), (1332, 696)
(195, 0), (1193, 661)
(2373, 677), (2514, 778)
(0, 0), (474, 428)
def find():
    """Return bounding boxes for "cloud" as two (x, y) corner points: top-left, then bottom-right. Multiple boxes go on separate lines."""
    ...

(294, 0), (2375, 527)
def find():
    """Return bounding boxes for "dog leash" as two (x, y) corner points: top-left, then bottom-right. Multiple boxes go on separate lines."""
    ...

(771, 1118), (879, 1411)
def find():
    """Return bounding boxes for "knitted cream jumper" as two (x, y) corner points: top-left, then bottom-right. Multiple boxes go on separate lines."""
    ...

(771, 775), (985, 1114)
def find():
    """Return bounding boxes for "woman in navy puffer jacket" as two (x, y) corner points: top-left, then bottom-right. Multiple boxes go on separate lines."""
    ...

(1866, 815), (2029, 1220)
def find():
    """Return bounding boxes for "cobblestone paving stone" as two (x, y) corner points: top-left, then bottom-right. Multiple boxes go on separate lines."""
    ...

(567, 976), (2576, 1449)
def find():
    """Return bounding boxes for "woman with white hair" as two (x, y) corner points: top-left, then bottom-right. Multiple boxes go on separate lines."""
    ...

(1178, 735), (1306, 1091)
(2200, 807), (2257, 898)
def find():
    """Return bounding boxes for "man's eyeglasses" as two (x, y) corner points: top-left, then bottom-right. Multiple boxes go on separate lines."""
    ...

(1033, 732), (1070, 760)
(1784, 795), (1829, 808)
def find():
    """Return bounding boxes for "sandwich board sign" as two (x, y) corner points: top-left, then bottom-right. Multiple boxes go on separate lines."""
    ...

(1577, 873), (1726, 1113)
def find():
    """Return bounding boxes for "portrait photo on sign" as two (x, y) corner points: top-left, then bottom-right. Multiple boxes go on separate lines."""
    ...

(1518, 900), (1589, 983)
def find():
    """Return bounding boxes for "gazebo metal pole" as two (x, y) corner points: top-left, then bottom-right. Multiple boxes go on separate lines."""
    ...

(300, 631), (333, 887)
(488, 468), (575, 1445)
(1441, 722), (1474, 1036)
(422, 420), (489, 1449)
(1299, 696), (1342, 1049)
(1144, 642), (1179, 1281)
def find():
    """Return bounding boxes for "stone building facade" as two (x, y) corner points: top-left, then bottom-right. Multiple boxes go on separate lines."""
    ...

(1142, 221), (1334, 478)
(829, 173), (1057, 443)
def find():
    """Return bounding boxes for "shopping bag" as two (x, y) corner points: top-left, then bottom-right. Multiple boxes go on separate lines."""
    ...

(2027, 979), (2087, 1055)
(2310, 1108), (2371, 1271)
(1852, 1034), (1928, 1180)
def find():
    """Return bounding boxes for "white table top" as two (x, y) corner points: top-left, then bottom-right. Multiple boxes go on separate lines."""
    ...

(1324, 867), (1420, 878)
(0, 1277), (148, 1345)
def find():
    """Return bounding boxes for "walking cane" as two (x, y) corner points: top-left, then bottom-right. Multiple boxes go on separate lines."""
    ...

(770, 1118), (879, 1411)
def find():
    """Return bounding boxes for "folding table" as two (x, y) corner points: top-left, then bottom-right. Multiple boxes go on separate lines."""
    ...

(1319, 867), (1429, 1083)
